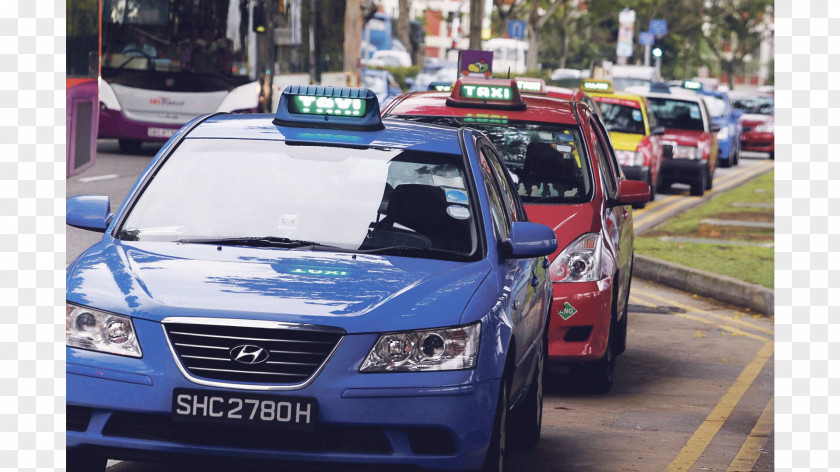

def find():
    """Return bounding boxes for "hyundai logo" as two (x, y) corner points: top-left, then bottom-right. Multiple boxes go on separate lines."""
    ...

(229, 345), (269, 365)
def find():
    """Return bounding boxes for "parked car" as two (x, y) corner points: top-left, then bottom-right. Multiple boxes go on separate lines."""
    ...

(583, 80), (665, 206)
(362, 49), (413, 68)
(66, 85), (558, 472)
(361, 68), (403, 107)
(407, 61), (458, 92)
(383, 78), (650, 394)
(697, 89), (743, 167)
(641, 90), (720, 196)
(730, 92), (774, 160)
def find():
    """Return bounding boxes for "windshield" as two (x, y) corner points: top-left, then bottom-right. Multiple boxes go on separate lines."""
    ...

(595, 99), (647, 135)
(702, 96), (727, 118)
(398, 116), (592, 205)
(730, 95), (774, 115)
(118, 140), (479, 261)
(101, 0), (253, 89)
(647, 98), (706, 132)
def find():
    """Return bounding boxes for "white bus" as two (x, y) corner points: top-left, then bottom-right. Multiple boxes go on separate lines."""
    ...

(98, 0), (263, 153)
(484, 38), (528, 76)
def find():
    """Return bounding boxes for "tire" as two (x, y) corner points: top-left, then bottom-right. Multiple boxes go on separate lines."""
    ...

(648, 170), (657, 202)
(690, 174), (705, 196)
(769, 151), (774, 160)
(67, 451), (106, 472)
(719, 157), (731, 168)
(615, 263), (632, 356)
(510, 339), (545, 449)
(705, 166), (714, 191)
(118, 139), (143, 154)
(481, 373), (510, 472)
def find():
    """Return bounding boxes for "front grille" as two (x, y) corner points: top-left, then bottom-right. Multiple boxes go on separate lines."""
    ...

(103, 412), (393, 454)
(67, 405), (93, 432)
(163, 321), (344, 385)
(742, 125), (753, 132)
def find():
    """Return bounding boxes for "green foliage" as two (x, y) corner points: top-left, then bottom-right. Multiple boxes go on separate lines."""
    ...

(380, 65), (422, 91)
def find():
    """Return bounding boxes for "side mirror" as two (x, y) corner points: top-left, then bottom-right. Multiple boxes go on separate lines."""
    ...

(710, 123), (722, 132)
(67, 195), (112, 232)
(651, 126), (666, 136)
(611, 180), (650, 207)
(501, 222), (558, 259)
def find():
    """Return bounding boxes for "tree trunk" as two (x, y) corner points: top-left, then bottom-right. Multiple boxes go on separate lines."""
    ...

(396, 0), (412, 59)
(343, 0), (363, 86)
(526, 0), (539, 70)
(469, 0), (484, 50)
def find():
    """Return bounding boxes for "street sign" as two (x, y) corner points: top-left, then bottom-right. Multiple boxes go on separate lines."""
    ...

(616, 9), (635, 58)
(649, 19), (668, 37)
(507, 20), (526, 40)
(639, 31), (655, 46)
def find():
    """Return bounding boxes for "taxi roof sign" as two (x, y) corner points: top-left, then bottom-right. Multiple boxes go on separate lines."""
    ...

(581, 80), (613, 93)
(429, 81), (453, 92)
(682, 80), (703, 91)
(515, 77), (547, 94)
(446, 78), (526, 111)
(275, 85), (383, 130)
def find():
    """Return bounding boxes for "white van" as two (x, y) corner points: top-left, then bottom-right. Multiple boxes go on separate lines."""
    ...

(484, 38), (528, 75)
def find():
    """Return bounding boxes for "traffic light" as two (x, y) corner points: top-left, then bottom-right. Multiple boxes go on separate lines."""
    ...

(252, 0), (267, 34)
(652, 47), (663, 58)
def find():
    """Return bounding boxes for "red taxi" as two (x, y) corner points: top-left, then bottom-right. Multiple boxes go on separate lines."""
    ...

(730, 92), (774, 160)
(383, 78), (650, 393)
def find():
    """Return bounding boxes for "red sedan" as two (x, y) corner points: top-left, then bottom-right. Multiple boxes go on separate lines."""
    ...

(383, 78), (649, 393)
(731, 93), (774, 160)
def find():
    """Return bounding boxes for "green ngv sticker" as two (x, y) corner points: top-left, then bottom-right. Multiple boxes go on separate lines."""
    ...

(291, 96), (366, 116)
(557, 302), (578, 320)
(459, 85), (513, 101)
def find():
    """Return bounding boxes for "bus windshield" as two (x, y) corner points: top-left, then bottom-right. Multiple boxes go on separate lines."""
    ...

(101, 0), (253, 90)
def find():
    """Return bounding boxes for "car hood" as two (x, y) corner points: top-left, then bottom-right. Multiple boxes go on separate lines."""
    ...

(741, 114), (773, 127)
(67, 241), (491, 333)
(662, 129), (707, 146)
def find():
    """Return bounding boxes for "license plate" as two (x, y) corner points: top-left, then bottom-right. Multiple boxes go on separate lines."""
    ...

(148, 127), (176, 138)
(172, 389), (317, 431)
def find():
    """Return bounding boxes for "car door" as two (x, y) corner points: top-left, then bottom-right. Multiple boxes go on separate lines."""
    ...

(590, 116), (633, 317)
(476, 141), (536, 397)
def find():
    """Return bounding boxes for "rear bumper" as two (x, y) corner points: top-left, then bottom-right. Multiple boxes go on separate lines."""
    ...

(547, 279), (612, 363)
(98, 108), (185, 142)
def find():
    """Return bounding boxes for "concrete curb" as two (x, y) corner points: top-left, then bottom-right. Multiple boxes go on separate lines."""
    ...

(634, 254), (774, 317)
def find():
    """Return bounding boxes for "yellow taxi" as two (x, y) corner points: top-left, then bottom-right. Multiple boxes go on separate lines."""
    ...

(583, 80), (664, 206)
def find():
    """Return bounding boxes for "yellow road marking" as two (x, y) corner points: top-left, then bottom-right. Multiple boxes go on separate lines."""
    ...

(641, 292), (774, 337)
(726, 397), (774, 472)
(633, 162), (774, 228)
(628, 295), (771, 343)
(664, 341), (774, 472)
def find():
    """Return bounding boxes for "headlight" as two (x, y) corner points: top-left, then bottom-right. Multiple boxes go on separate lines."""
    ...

(717, 126), (730, 140)
(673, 145), (702, 160)
(755, 122), (774, 133)
(614, 150), (644, 167)
(360, 323), (480, 372)
(66, 304), (142, 357)
(548, 233), (602, 283)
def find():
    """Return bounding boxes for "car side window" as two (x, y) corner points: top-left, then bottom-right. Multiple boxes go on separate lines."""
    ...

(482, 145), (524, 223)
(478, 148), (511, 239)
(591, 119), (619, 199)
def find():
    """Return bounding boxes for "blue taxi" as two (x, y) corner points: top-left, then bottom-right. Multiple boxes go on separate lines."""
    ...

(66, 86), (557, 471)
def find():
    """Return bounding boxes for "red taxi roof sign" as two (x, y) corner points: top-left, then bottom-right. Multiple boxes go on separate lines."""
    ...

(446, 78), (526, 111)
(514, 77), (547, 94)
(581, 79), (613, 93)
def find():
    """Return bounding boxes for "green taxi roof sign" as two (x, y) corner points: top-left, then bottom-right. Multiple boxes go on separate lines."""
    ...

(581, 80), (613, 93)
(446, 78), (526, 111)
(514, 77), (547, 94)
(682, 80), (703, 91)
(274, 85), (383, 130)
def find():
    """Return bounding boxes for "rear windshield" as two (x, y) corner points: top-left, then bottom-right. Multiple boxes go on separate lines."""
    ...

(647, 98), (706, 132)
(118, 139), (480, 261)
(596, 100), (646, 135)
(397, 116), (593, 205)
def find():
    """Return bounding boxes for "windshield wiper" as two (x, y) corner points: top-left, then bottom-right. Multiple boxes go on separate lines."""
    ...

(357, 245), (470, 261)
(177, 236), (339, 249)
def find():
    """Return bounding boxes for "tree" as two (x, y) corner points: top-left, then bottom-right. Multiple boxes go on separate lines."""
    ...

(525, 0), (564, 70)
(344, 0), (363, 86)
(703, 0), (773, 88)
(469, 0), (484, 49)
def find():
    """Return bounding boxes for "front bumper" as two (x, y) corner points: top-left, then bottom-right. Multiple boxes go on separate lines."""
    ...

(67, 318), (497, 470)
(741, 132), (774, 153)
(620, 165), (649, 183)
(546, 279), (612, 363)
(98, 108), (185, 142)
(660, 158), (707, 186)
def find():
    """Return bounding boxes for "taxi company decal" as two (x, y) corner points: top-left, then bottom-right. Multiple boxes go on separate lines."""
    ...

(446, 205), (471, 220)
(445, 189), (468, 204)
(288, 266), (350, 277)
(558, 302), (578, 320)
(149, 97), (185, 106)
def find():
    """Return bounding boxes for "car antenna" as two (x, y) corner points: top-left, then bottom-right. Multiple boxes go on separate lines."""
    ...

(507, 67), (511, 79)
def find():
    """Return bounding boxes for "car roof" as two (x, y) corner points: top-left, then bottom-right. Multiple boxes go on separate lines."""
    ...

(185, 114), (465, 153)
(640, 90), (705, 104)
(384, 91), (580, 126)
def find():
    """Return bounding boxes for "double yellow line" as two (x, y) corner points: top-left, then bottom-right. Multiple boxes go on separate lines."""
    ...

(633, 161), (775, 230)
(629, 292), (773, 472)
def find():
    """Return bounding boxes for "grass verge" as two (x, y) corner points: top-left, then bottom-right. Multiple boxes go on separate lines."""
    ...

(635, 170), (774, 289)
